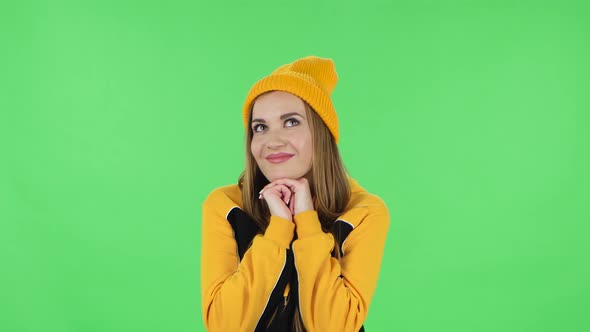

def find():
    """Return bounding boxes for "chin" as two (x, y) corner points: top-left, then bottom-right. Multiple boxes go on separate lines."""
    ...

(266, 172), (306, 182)
(266, 174), (288, 182)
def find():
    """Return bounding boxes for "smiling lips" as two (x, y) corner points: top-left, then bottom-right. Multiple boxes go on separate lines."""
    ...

(266, 152), (294, 164)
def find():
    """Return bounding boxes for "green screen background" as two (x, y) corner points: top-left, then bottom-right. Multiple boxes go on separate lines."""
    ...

(1, 0), (588, 331)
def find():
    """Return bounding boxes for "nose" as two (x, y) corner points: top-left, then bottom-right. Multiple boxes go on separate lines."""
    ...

(265, 128), (287, 150)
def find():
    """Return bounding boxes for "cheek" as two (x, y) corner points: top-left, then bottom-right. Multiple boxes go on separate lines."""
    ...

(250, 138), (261, 158)
(295, 135), (313, 159)
(304, 142), (313, 160)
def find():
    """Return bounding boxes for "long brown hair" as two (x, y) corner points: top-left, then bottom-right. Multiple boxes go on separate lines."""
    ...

(237, 91), (351, 331)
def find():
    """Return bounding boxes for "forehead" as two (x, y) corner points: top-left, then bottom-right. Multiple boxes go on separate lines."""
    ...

(251, 91), (306, 118)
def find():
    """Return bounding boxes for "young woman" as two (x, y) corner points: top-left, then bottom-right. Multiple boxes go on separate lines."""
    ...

(201, 56), (390, 332)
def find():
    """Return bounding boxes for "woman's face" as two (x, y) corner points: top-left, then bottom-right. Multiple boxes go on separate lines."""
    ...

(250, 91), (313, 182)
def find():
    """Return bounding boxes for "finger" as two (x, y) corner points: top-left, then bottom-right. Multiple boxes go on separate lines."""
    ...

(289, 194), (295, 215)
(259, 187), (276, 200)
(266, 178), (304, 192)
(261, 185), (290, 202)
(260, 178), (298, 193)
(260, 189), (283, 205)
(259, 183), (274, 194)
(281, 186), (292, 205)
(260, 186), (280, 199)
(260, 180), (287, 193)
(259, 183), (284, 198)
(278, 185), (292, 205)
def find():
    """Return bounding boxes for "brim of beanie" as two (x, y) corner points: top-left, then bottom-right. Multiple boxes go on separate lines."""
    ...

(242, 73), (339, 144)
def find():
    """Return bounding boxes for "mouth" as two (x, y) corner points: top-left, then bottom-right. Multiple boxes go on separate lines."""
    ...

(266, 153), (294, 164)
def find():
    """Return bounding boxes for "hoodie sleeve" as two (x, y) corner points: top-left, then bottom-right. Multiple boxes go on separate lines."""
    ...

(200, 188), (295, 332)
(291, 198), (390, 332)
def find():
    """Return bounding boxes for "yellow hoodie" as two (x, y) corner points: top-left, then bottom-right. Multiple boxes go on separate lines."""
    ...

(200, 177), (390, 331)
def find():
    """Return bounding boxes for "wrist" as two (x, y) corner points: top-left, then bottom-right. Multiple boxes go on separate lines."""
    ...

(265, 215), (295, 248)
(293, 210), (323, 238)
(270, 211), (292, 222)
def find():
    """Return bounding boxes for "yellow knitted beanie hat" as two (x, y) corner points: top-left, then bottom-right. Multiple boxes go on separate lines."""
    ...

(242, 55), (340, 144)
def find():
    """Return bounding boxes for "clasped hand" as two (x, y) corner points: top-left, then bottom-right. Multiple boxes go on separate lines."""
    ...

(259, 178), (314, 222)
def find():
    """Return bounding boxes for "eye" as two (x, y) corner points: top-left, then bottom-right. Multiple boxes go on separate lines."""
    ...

(285, 118), (300, 127)
(252, 124), (266, 132)
(252, 118), (300, 133)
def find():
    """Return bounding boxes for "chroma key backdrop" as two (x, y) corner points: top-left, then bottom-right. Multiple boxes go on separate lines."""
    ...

(1, 0), (588, 331)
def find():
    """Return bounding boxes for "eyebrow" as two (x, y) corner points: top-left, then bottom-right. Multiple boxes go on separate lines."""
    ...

(251, 112), (304, 124)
